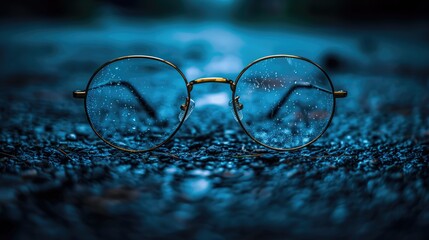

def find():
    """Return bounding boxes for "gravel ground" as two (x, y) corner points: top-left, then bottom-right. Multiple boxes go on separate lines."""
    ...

(1, 19), (429, 239)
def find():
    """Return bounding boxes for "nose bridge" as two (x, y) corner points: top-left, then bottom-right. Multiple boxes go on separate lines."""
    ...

(187, 77), (235, 92)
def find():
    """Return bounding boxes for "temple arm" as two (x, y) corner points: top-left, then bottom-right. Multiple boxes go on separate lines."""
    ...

(267, 82), (347, 119)
(73, 81), (157, 120)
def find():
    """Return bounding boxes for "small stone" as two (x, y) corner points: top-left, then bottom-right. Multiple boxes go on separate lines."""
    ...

(181, 178), (211, 201)
(133, 168), (145, 175)
(66, 133), (77, 141)
(222, 170), (239, 178)
(165, 166), (179, 175)
(224, 129), (236, 135)
(189, 169), (211, 177)
(21, 169), (38, 178)
(285, 169), (299, 178)
(198, 156), (216, 161)
(75, 124), (90, 136)
(117, 165), (131, 173)
(34, 126), (44, 134)
(4, 145), (15, 152)
(250, 162), (264, 169)
(206, 145), (221, 154)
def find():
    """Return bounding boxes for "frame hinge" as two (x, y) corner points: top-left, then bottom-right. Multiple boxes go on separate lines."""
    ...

(73, 90), (86, 99)
(334, 90), (347, 98)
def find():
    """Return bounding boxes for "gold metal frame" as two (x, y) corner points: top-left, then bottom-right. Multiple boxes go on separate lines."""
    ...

(73, 54), (347, 152)
(187, 77), (235, 91)
(75, 55), (190, 153)
(233, 54), (343, 151)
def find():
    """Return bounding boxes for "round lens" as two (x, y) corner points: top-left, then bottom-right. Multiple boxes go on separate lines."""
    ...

(233, 55), (334, 150)
(85, 56), (189, 151)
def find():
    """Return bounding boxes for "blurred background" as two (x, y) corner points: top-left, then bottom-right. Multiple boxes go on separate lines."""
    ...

(1, 0), (429, 120)
(2, 0), (429, 22)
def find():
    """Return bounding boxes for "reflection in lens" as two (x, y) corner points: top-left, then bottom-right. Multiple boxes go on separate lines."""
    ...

(234, 56), (334, 150)
(86, 57), (188, 151)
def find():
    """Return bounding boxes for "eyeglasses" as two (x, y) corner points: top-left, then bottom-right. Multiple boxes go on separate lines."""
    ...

(73, 54), (347, 152)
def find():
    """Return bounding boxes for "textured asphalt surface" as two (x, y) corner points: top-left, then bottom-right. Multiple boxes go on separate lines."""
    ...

(1, 19), (429, 239)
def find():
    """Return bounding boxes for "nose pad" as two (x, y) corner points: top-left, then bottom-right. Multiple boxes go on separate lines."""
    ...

(179, 98), (195, 122)
(229, 96), (243, 122)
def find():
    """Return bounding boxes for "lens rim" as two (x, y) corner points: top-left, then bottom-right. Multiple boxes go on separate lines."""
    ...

(84, 55), (190, 152)
(232, 54), (336, 151)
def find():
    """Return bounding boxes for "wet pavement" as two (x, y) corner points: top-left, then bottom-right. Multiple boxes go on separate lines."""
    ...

(1, 19), (429, 239)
